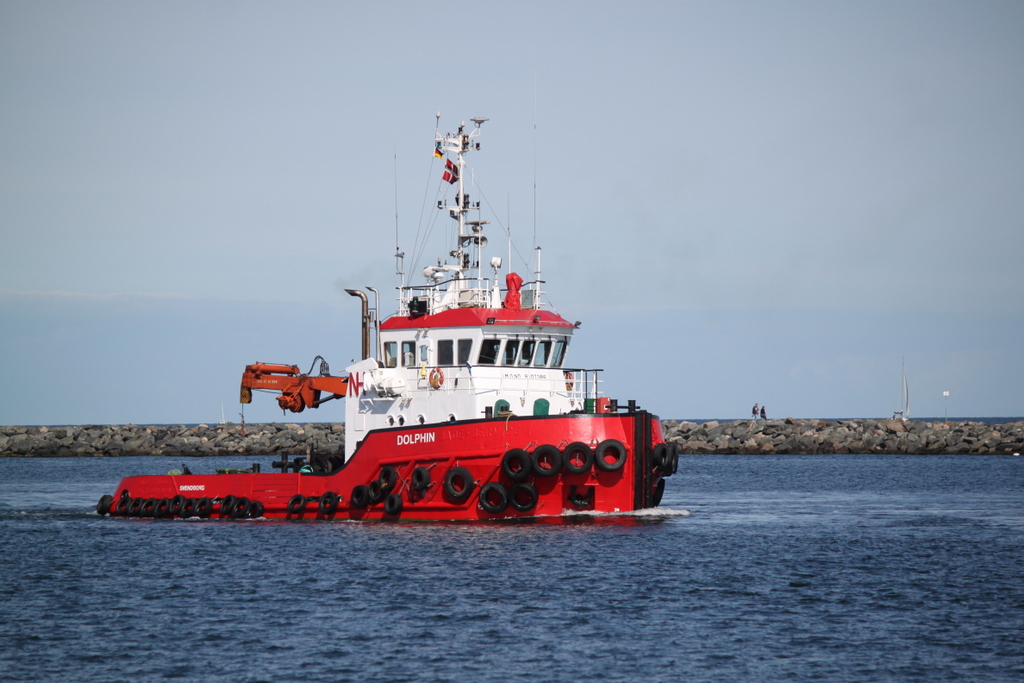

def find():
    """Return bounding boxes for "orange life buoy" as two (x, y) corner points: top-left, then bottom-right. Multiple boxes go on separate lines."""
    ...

(564, 371), (574, 391)
(429, 367), (445, 389)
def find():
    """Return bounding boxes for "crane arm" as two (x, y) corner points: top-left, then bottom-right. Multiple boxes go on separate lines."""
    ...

(240, 362), (349, 413)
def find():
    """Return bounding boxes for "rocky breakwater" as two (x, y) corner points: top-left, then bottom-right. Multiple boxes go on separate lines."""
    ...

(0, 423), (344, 457)
(662, 418), (1024, 455)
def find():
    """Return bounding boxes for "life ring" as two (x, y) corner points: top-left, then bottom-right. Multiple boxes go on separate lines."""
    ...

(531, 445), (562, 477)
(429, 367), (445, 389)
(501, 449), (532, 482)
(509, 482), (538, 513)
(319, 491), (339, 516)
(350, 485), (370, 509)
(443, 467), (475, 501)
(411, 466), (431, 491)
(383, 492), (403, 517)
(562, 442), (594, 475)
(594, 439), (627, 472)
(286, 494), (307, 514)
(479, 482), (509, 514)
(96, 494), (113, 516)
(564, 371), (575, 391)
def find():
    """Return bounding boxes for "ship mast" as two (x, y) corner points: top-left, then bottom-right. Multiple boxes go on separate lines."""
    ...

(435, 118), (488, 283)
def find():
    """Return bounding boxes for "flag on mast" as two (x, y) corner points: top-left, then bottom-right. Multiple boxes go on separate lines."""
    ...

(442, 158), (459, 184)
(433, 143), (443, 159)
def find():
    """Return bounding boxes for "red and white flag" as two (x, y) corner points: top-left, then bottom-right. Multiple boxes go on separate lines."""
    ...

(442, 158), (459, 184)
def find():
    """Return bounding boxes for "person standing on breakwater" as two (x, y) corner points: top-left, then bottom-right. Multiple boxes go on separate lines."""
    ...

(760, 405), (767, 420)
(752, 403), (759, 420)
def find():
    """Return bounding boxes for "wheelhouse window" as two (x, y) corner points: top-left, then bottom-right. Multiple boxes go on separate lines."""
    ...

(401, 341), (415, 366)
(503, 340), (520, 365)
(534, 340), (552, 367)
(438, 339), (454, 366)
(478, 339), (500, 365)
(458, 339), (473, 364)
(518, 340), (536, 366)
(551, 338), (569, 367)
(384, 342), (398, 368)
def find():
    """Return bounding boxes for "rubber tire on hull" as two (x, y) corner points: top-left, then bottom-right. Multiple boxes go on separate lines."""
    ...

(319, 491), (339, 516)
(594, 439), (627, 472)
(129, 498), (144, 517)
(96, 494), (113, 516)
(350, 485), (370, 509)
(411, 466), (431, 491)
(479, 482), (509, 514)
(653, 443), (671, 472)
(169, 494), (186, 516)
(501, 449), (532, 482)
(383, 492), (403, 517)
(531, 445), (562, 477)
(248, 500), (265, 518)
(141, 498), (157, 517)
(653, 478), (666, 506)
(180, 498), (196, 518)
(287, 494), (307, 514)
(194, 497), (213, 518)
(153, 498), (171, 518)
(378, 466), (398, 494)
(443, 467), (475, 502)
(115, 497), (131, 516)
(232, 497), (251, 519)
(562, 442), (594, 475)
(509, 482), (538, 513)
(220, 495), (238, 517)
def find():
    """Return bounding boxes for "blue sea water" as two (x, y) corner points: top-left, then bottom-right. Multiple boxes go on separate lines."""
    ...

(1, 453), (1022, 682)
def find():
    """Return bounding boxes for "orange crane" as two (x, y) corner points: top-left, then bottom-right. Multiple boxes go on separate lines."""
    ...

(239, 358), (348, 413)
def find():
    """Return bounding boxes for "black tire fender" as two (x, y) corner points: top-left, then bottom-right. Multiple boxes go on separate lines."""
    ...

(220, 495), (238, 516)
(594, 439), (627, 472)
(194, 497), (213, 518)
(562, 442), (594, 475)
(286, 494), (307, 514)
(319, 491), (339, 516)
(411, 466), (431, 491)
(383, 492), (403, 517)
(350, 485), (370, 509)
(231, 497), (250, 519)
(501, 449), (532, 482)
(531, 445), (562, 477)
(509, 482), (538, 513)
(248, 500), (265, 518)
(96, 494), (114, 516)
(479, 482), (509, 514)
(443, 467), (475, 501)
(378, 466), (398, 494)
(169, 494), (186, 516)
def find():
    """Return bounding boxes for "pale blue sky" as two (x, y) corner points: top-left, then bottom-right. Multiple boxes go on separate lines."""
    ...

(2, 1), (1022, 424)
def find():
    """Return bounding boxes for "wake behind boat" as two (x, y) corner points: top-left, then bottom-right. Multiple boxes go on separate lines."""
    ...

(96, 116), (677, 521)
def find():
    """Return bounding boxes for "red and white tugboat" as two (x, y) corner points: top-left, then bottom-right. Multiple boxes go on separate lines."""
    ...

(98, 117), (678, 521)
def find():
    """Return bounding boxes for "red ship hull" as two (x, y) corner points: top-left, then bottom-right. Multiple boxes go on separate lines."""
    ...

(99, 411), (678, 522)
